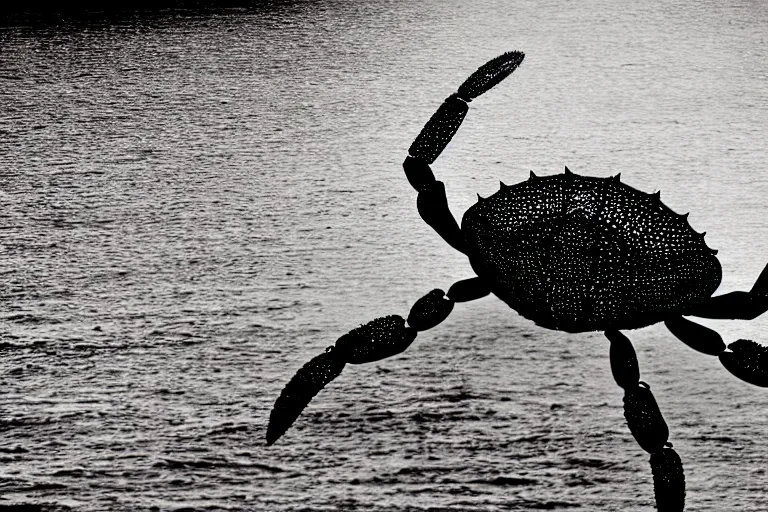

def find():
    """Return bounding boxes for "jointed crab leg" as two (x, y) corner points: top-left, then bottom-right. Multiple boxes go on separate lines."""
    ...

(606, 330), (686, 512)
(664, 316), (725, 356)
(665, 315), (768, 387)
(664, 264), (768, 387)
(404, 51), (525, 254)
(686, 263), (768, 320)
(267, 52), (522, 447)
(266, 278), (491, 445)
(416, 180), (465, 253)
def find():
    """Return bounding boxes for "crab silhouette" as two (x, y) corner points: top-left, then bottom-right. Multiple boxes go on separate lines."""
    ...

(267, 51), (768, 510)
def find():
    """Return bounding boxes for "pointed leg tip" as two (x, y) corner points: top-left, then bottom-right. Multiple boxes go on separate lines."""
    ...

(265, 419), (286, 447)
(266, 349), (346, 444)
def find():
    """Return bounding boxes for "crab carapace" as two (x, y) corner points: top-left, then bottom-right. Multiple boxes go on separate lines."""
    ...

(267, 51), (768, 511)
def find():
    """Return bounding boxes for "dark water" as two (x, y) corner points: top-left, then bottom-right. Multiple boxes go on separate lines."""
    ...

(1, 1), (767, 510)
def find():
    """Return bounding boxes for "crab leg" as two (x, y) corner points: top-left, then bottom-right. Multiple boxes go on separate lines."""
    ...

(665, 316), (768, 387)
(266, 278), (491, 445)
(605, 330), (686, 512)
(686, 263), (768, 320)
(404, 51), (525, 253)
(670, 264), (768, 386)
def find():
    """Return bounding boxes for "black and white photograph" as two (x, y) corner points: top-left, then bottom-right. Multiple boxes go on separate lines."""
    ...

(1, 1), (767, 511)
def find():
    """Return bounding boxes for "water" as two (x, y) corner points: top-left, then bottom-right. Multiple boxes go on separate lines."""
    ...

(1, 1), (767, 510)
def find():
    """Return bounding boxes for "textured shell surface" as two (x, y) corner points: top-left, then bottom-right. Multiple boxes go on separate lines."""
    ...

(461, 171), (722, 332)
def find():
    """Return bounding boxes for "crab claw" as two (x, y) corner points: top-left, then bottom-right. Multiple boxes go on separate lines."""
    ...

(719, 339), (768, 387)
(266, 347), (346, 446)
(457, 51), (525, 101)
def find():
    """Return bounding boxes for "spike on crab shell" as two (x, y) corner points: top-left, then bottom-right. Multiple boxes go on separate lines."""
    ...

(564, 166), (573, 175)
(612, 173), (621, 182)
(477, 193), (485, 202)
(679, 212), (690, 220)
(702, 237), (718, 255)
(651, 191), (661, 202)
(529, 170), (538, 180)
(499, 180), (508, 190)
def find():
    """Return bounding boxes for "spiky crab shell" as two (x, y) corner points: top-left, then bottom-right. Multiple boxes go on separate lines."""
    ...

(461, 170), (722, 332)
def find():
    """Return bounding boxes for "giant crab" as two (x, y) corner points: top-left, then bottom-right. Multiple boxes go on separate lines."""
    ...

(266, 51), (768, 510)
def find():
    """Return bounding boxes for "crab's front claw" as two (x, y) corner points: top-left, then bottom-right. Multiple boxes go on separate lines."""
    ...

(266, 347), (346, 446)
(719, 339), (768, 387)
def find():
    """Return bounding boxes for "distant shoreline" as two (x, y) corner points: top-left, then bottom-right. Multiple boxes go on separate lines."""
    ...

(1, 0), (279, 15)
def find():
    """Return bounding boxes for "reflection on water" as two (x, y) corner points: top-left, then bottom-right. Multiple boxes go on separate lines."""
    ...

(1, 1), (767, 511)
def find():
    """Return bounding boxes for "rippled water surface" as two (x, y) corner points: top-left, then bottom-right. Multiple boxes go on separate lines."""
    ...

(1, 1), (768, 510)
